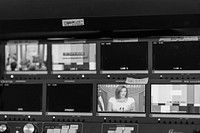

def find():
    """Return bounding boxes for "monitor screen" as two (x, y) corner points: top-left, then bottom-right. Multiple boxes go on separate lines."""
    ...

(46, 83), (93, 116)
(52, 43), (96, 74)
(5, 40), (47, 74)
(151, 84), (200, 117)
(97, 84), (145, 117)
(100, 42), (148, 74)
(0, 83), (42, 115)
(153, 41), (200, 73)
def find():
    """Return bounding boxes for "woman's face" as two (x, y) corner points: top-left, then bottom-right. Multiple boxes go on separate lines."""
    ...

(119, 88), (127, 98)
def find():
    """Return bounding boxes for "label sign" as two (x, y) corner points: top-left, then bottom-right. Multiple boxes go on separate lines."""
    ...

(113, 38), (138, 42)
(7, 40), (38, 45)
(159, 36), (199, 42)
(62, 19), (84, 27)
(125, 77), (149, 84)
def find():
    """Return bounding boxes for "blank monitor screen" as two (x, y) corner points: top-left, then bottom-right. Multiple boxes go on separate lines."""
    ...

(153, 41), (200, 71)
(151, 84), (200, 114)
(46, 83), (93, 113)
(100, 42), (148, 73)
(0, 83), (42, 112)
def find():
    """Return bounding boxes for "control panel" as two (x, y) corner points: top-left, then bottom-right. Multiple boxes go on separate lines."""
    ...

(1, 37), (200, 133)
(0, 122), (42, 133)
(101, 123), (138, 133)
(43, 122), (82, 133)
(1, 121), (200, 133)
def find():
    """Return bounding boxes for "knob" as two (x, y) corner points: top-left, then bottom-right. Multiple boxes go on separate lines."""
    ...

(0, 124), (9, 133)
(23, 124), (37, 133)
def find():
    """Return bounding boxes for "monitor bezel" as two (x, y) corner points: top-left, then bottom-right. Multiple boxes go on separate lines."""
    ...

(0, 82), (43, 115)
(4, 40), (48, 75)
(46, 82), (93, 116)
(96, 83), (146, 117)
(100, 40), (149, 74)
(51, 41), (97, 74)
(152, 39), (200, 74)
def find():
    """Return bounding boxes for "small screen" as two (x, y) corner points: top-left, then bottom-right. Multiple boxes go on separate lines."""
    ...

(46, 83), (93, 113)
(100, 42), (148, 71)
(5, 40), (47, 73)
(52, 43), (96, 72)
(153, 41), (200, 71)
(0, 83), (42, 112)
(97, 84), (145, 112)
(151, 84), (200, 114)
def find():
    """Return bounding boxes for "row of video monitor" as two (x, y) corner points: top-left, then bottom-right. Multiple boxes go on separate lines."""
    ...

(1, 82), (200, 118)
(2, 38), (200, 75)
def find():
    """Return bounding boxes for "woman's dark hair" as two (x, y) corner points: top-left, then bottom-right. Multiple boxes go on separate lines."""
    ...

(115, 85), (128, 99)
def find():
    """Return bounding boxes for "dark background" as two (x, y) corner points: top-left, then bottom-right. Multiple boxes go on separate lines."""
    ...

(0, 0), (200, 20)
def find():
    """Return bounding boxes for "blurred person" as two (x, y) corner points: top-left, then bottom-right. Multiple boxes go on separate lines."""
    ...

(98, 88), (105, 111)
(10, 62), (17, 71)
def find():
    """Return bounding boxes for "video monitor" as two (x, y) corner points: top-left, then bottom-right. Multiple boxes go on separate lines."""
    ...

(100, 41), (148, 74)
(5, 40), (47, 74)
(151, 84), (200, 118)
(97, 84), (146, 117)
(0, 83), (42, 115)
(153, 41), (200, 73)
(52, 43), (96, 74)
(46, 83), (93, 116)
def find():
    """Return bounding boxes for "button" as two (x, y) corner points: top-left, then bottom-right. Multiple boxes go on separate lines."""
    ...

(68, 129), (77, 133)
(61, 129), (68, 133)
(53, 129), (61, 133)
(70, 125), (78, 130)
(47, 129), (54, 133)
(125, 127), (134, 131)
(62, 126), (69, 130)
(115, 129), (123, 133)
(123, 130), (132, 133)
(116, 127), (124, 130)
